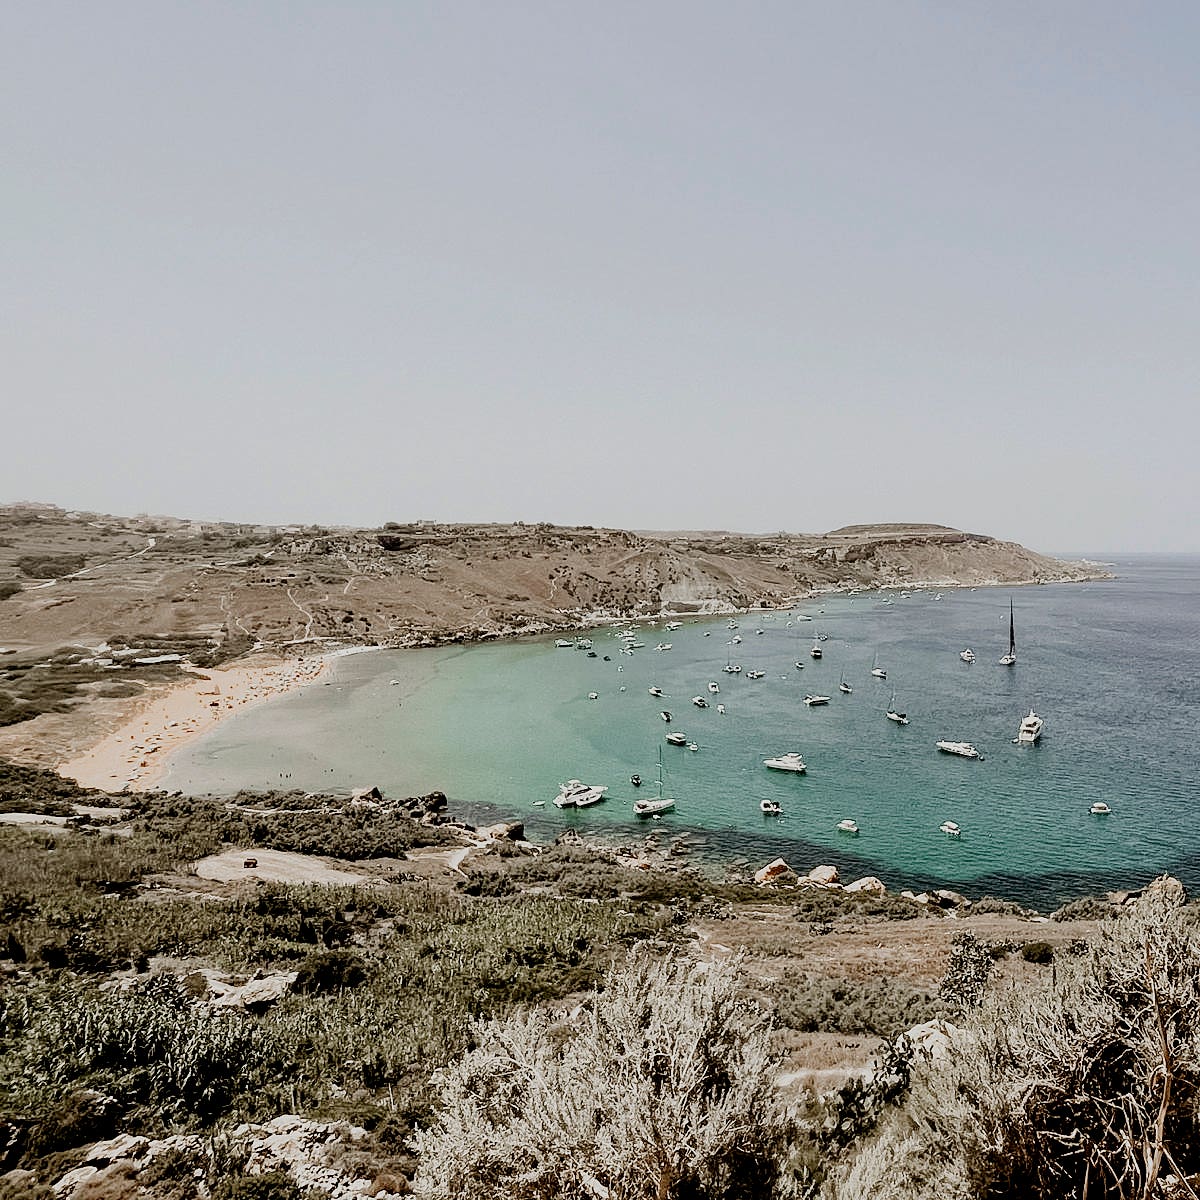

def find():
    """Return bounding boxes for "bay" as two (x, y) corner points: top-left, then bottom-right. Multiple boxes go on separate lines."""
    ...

(163, 555), (1200, 908)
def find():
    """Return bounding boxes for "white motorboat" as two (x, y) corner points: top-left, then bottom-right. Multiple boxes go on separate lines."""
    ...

(999, 598), (1017, 665)
(708, 682), (720, 693)
(1089, 802), (1112, 815)
(666, 731), (688, 745)
(665, 621), (682, 631)
(687, 742), (699, 751)
(936, 741), (980, 758)
(691, 696), (708, 708)
(837, 819), (860, 835)
(760, 799), (782, 815)
(554, 779), (608, 808)
(803, 694), (830, 706)
(730, 664), (742, 674)
(959, 648), (976, 663)
(731, 634), (742, 645)
(660, 710), (672, 722)
(655, 642), (672, 652)
(809, 638), (822, 659)
(940, 820), (961, 836)
(648, 686), (663, 697)
(793, 661), (805, 670)
(763, 752), (806, 773)
(716, 703), (726, 714)
(1016, 709), (1044, 744)
(886, 691), (908, 724)
(588, 692), (599, 700)
(555, 639), (574, 648)
(747, 670), (766, 679)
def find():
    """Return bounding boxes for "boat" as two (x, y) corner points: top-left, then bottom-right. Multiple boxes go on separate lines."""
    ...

(630, 774), (641, 787)
(716, 703), (726, 714)
(665, 621), (682, 631)
(870, 652), (887, 680)
(555, 639), (574, 648)
(648, 686), (663, 697)
(587, 651), (597, 658)
(746, 670), (766, 679)
(760, 799), (782, 815)
(554, 779), (608, 808)
(729, 664), (742, 674)
(1089, 802), (1112, 815)
(655, 642), (673, 652)
(793, 661), (805, 670)
(959, 648), (976, 663)
(763, 752), (806, 773)
(665, 732), (688, 746)
(936, 741), (980, 758)
(809, 638), (822, 659)
(691, 696), (708, 708)
(838, 672), (852, 694)
(1016, 709), (1044, 744)
(885, 691), (908, 724)
(999, 599), (1017, 665)
(803, 694), (830, 706)
(660, 711), (672, 722)
(708, 682), (720, 693)
(939, 820), (961, 836)
(687, 742), (699, 751)
(587, 692), (599, 700)
(731, 635), (742, 645)
(634, 748), (676, 817)
(836, 819), (860, 835)
(532, 800), (545, 806)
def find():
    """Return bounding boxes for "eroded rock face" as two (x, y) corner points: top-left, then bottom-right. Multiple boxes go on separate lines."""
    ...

(807, 864), (840, 886)
(754, 857), (794, 884)
(1143, 875), (1187, 907)
(845, 875), (887, 895)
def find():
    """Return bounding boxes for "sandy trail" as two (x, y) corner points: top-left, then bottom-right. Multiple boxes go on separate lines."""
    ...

(192, 847), (371, 885)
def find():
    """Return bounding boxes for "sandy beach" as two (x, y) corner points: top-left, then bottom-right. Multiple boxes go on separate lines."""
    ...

(58, 653), (340, 792)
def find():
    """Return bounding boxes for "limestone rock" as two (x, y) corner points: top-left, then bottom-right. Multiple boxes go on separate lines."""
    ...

(933, 889), (970, 909)
(845, 875), (887, 895)
(903, 1018), (960, 1059)
(807, 864), (840, 886)
(482, 821), (524, 842)
(1144, 875), (1188, 907)
(754, 857), (795, 885)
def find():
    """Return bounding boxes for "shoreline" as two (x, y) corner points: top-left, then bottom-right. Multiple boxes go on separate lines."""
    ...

(57, 652), (356, 792)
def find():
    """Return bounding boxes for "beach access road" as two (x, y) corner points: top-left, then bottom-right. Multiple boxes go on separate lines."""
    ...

(193, 847), (371, 886)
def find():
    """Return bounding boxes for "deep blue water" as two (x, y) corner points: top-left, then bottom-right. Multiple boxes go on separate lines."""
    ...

(164, 556), (1200, 909)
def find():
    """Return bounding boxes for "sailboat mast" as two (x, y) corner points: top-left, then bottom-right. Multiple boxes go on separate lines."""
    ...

(1008, 599), (1016, 656)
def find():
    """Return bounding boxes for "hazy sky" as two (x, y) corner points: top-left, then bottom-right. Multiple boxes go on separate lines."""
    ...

(4, 3), (1198, 552)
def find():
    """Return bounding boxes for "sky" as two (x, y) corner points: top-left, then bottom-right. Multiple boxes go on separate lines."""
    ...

(4, 2), (1199, 553)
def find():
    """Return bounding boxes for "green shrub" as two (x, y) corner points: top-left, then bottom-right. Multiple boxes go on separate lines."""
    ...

(1019, 940), (1054, 964)
(16, 555), (85, 579)
(0, 580), (21, 601)
(211, 1172), (304, 1200)
(292, 950), (370, 995)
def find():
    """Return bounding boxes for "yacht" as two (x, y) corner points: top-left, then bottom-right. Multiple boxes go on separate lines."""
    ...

(999, 598), (1017, 665)
(959, 648), (976, 663)
(665, 621), (683, 631)
(634, 796), (675, 817)
(1089, 801), (1112, 815)
(886, 691), (908, 724)
(691, 696), (708, 708)
(936, 741), (980, 758)
(660, 711), (672, 723)
(1016, 709), (1044, 744)
(554, 780), (608, 808)
(939, 820), (962, 836)
(746, 670), (766, 679)
(708, 681), (720, 693)
(648, 686), (664, 697)
(665, 731), (688, 746)
(763, 752), (806, 773)
(809, 639), (822, 659)
(836, 819), (860, 835)
(803, 694), (831, 706)
(760, 799), (782, 815)
(870, 652), (887, 679)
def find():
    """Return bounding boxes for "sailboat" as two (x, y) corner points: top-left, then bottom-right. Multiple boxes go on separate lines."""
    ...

(838, 671), (852, 694)
(886, 689), (909, 724)
(809, 636), (822, 660)
(870, 651), (887, 680)
(998, 598), (1017, 665)
(634, 747), (676, 817)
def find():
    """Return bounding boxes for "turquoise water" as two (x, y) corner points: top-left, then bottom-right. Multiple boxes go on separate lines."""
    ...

(164, 556), (1200, 907)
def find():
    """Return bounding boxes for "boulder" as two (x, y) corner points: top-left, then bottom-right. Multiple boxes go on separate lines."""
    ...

(482, 821), (524, 842)
(845, 876), (887, 895)
(754, 858), (795, 885)
(52, 1165), (99, 1197)
(933, 889), (971, 909)
(1143, 875), (1188, 907)
(85, 1133), (150, 1164)
(903, 1018), (960, 1059)
(807, 864), (840, 886)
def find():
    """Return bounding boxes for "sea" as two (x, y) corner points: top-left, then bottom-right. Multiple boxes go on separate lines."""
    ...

(163, 555), (1200, 910)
